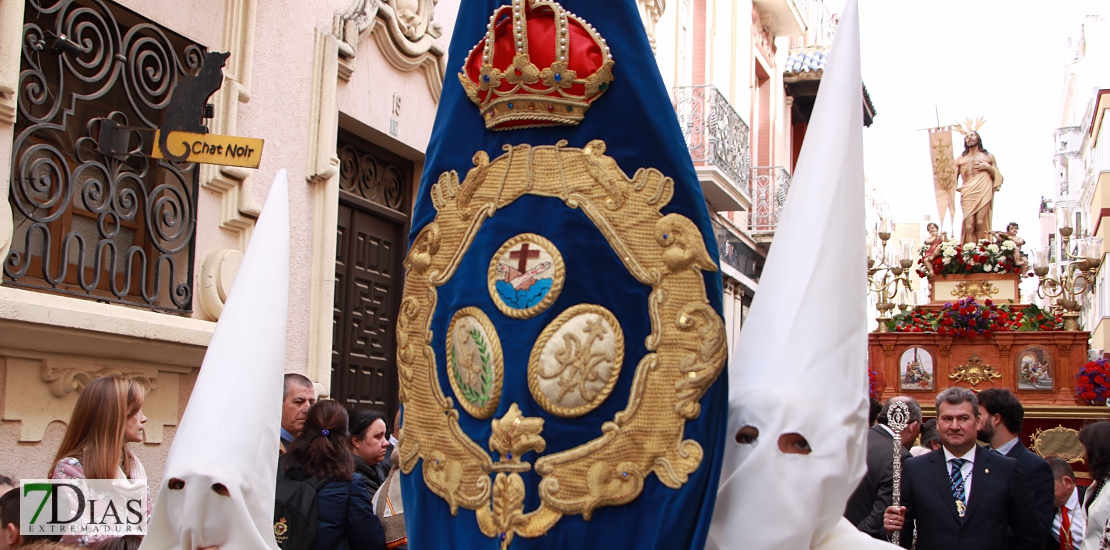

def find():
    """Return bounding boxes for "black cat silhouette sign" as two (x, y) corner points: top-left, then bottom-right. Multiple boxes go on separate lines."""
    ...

(150, 50), (264, 168)
(153, 130), (264, 168)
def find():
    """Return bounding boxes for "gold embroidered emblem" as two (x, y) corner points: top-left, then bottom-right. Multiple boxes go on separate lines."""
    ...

(396, 140), (727, 548)
(529, 304), (624, 417)
(447, 307), (504, 419)
(274, 517), (288, 543)
(488, 234), (565, 319)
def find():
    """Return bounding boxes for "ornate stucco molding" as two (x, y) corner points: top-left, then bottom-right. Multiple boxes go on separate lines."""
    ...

(637, 0), (665, 53)
(181, 0), (261, 320)
(0, 0), (27, 266)
(39, 363), (157, 399)
(2, 354), (190, 444)
(303, 30), (343, 396)
(333, 0), (446, 102)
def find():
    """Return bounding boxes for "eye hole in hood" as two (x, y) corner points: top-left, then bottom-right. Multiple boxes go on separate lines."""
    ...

(778, 433), (811, 455)
(735, 426), (759, 445)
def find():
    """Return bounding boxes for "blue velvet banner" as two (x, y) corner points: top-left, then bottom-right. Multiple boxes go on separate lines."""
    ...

(399, 1), (728, 548)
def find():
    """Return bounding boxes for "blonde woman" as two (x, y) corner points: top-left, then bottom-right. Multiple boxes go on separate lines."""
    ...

(50, 375), (150, 548)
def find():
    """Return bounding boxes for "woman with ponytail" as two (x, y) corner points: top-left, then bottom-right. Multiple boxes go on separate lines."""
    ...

(283, 400), (385, 550)
(50, 375), (150, 548)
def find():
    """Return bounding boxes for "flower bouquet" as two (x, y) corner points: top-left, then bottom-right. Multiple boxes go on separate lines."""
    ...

(1076, 358), (1110, 404)
(916, 239), (1023, 278)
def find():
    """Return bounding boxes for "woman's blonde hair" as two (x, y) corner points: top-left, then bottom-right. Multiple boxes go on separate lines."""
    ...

(51, 375), (145, 480)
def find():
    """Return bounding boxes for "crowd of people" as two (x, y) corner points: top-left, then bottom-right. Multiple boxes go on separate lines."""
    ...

(0, 373), (405, 550)
(7, 371), (1110, 550)
(850, 387), (1108, 550)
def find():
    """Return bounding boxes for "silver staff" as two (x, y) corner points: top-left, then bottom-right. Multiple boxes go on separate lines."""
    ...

(887, 400), (910, 546)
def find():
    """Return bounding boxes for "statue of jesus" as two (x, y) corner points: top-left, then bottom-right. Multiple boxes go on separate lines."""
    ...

(955, 131), (1004, 244)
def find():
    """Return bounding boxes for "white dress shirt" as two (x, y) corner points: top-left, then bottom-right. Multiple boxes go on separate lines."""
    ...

(992, 436), (1019, 456)
(877, 423), (896, 439)
(942, 445), (976, 502)
(1052, 486), (1084, 548)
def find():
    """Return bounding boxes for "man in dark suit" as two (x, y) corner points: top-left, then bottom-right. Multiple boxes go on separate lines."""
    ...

(1043, 456), (1085, 550)
(977, 388), (1056, 540)
(845, 396), (920, 538)
(884, 387), (1042, 549)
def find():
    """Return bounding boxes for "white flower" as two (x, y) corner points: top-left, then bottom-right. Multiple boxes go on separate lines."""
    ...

(983, 265), (992, 272)
(943, 257), (951, 265)
(963, 243), (976, 251)
(1001, 241), (1016, 250)
(943, 248), (956, 258)
(987, 244), (1000, 254)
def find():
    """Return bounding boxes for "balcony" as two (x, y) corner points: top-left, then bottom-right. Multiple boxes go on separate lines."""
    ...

(749, 166), (791, 240)
(673, 85), (751, 212)
(752, 0), (806, 37)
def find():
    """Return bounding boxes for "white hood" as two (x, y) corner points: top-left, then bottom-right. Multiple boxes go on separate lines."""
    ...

(140, 170), (290, 550)
(706, 0), (874, 547)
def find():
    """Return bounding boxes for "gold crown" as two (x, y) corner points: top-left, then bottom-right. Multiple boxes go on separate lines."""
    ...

(458, 0), (615, 130)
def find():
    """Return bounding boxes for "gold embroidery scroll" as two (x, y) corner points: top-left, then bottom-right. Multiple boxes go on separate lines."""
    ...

(396, 140), (727, 548)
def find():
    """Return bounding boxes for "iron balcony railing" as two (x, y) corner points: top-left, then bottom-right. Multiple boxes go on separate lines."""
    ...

(673, 85), (751, 192)
(749, 166), (792, 233)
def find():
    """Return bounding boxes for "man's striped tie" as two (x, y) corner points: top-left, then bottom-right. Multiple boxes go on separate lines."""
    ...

(949, 458), (968, 520)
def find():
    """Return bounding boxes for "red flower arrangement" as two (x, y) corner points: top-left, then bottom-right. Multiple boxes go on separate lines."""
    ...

(888, 297), (1064, 335)
(1076, 358), (1110, 403)
(868, 369), (879, 399)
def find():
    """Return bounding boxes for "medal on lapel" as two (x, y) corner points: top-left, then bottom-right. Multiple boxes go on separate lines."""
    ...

(955, 499), (966, 518)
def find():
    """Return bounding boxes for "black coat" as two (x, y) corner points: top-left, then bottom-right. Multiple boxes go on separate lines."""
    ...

(898, 447), (1042, 550)
(315, 472), (386, 550)
(353, 455), (390, 497)
(845, 424), (911, 538)
(1002, 441), (1056, 543)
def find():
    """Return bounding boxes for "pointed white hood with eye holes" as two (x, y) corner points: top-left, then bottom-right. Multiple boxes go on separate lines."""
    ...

(705, 2), (894, 548)
(140, 170), (290, 550)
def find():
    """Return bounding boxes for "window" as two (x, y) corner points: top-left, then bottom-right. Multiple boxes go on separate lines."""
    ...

(5, 0), (203, 313)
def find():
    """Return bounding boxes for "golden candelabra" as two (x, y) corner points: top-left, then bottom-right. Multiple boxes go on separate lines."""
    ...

(867, 219), (915, 333)
(1032, 201), (1103, 332)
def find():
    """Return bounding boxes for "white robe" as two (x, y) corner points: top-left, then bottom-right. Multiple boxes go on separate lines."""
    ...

(817, 518), (901, 550)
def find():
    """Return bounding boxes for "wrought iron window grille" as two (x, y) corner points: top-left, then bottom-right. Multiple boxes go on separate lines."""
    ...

(6, 0), (204, 313)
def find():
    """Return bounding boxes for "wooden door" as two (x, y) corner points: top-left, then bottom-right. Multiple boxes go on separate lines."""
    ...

(332, 199), (406, 416)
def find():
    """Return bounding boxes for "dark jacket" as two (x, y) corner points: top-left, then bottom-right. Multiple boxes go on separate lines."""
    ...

(315, 472), (386, 550)
(1003, 440), (1056, 541)
(353, 455), (390, 497)
(899, 446), (1042, 550)
(845, 424), (911, 538)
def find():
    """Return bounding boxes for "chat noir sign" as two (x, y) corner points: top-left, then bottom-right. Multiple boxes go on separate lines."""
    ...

(153, 130), (264, 169)
(20, 479), (148, 536)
